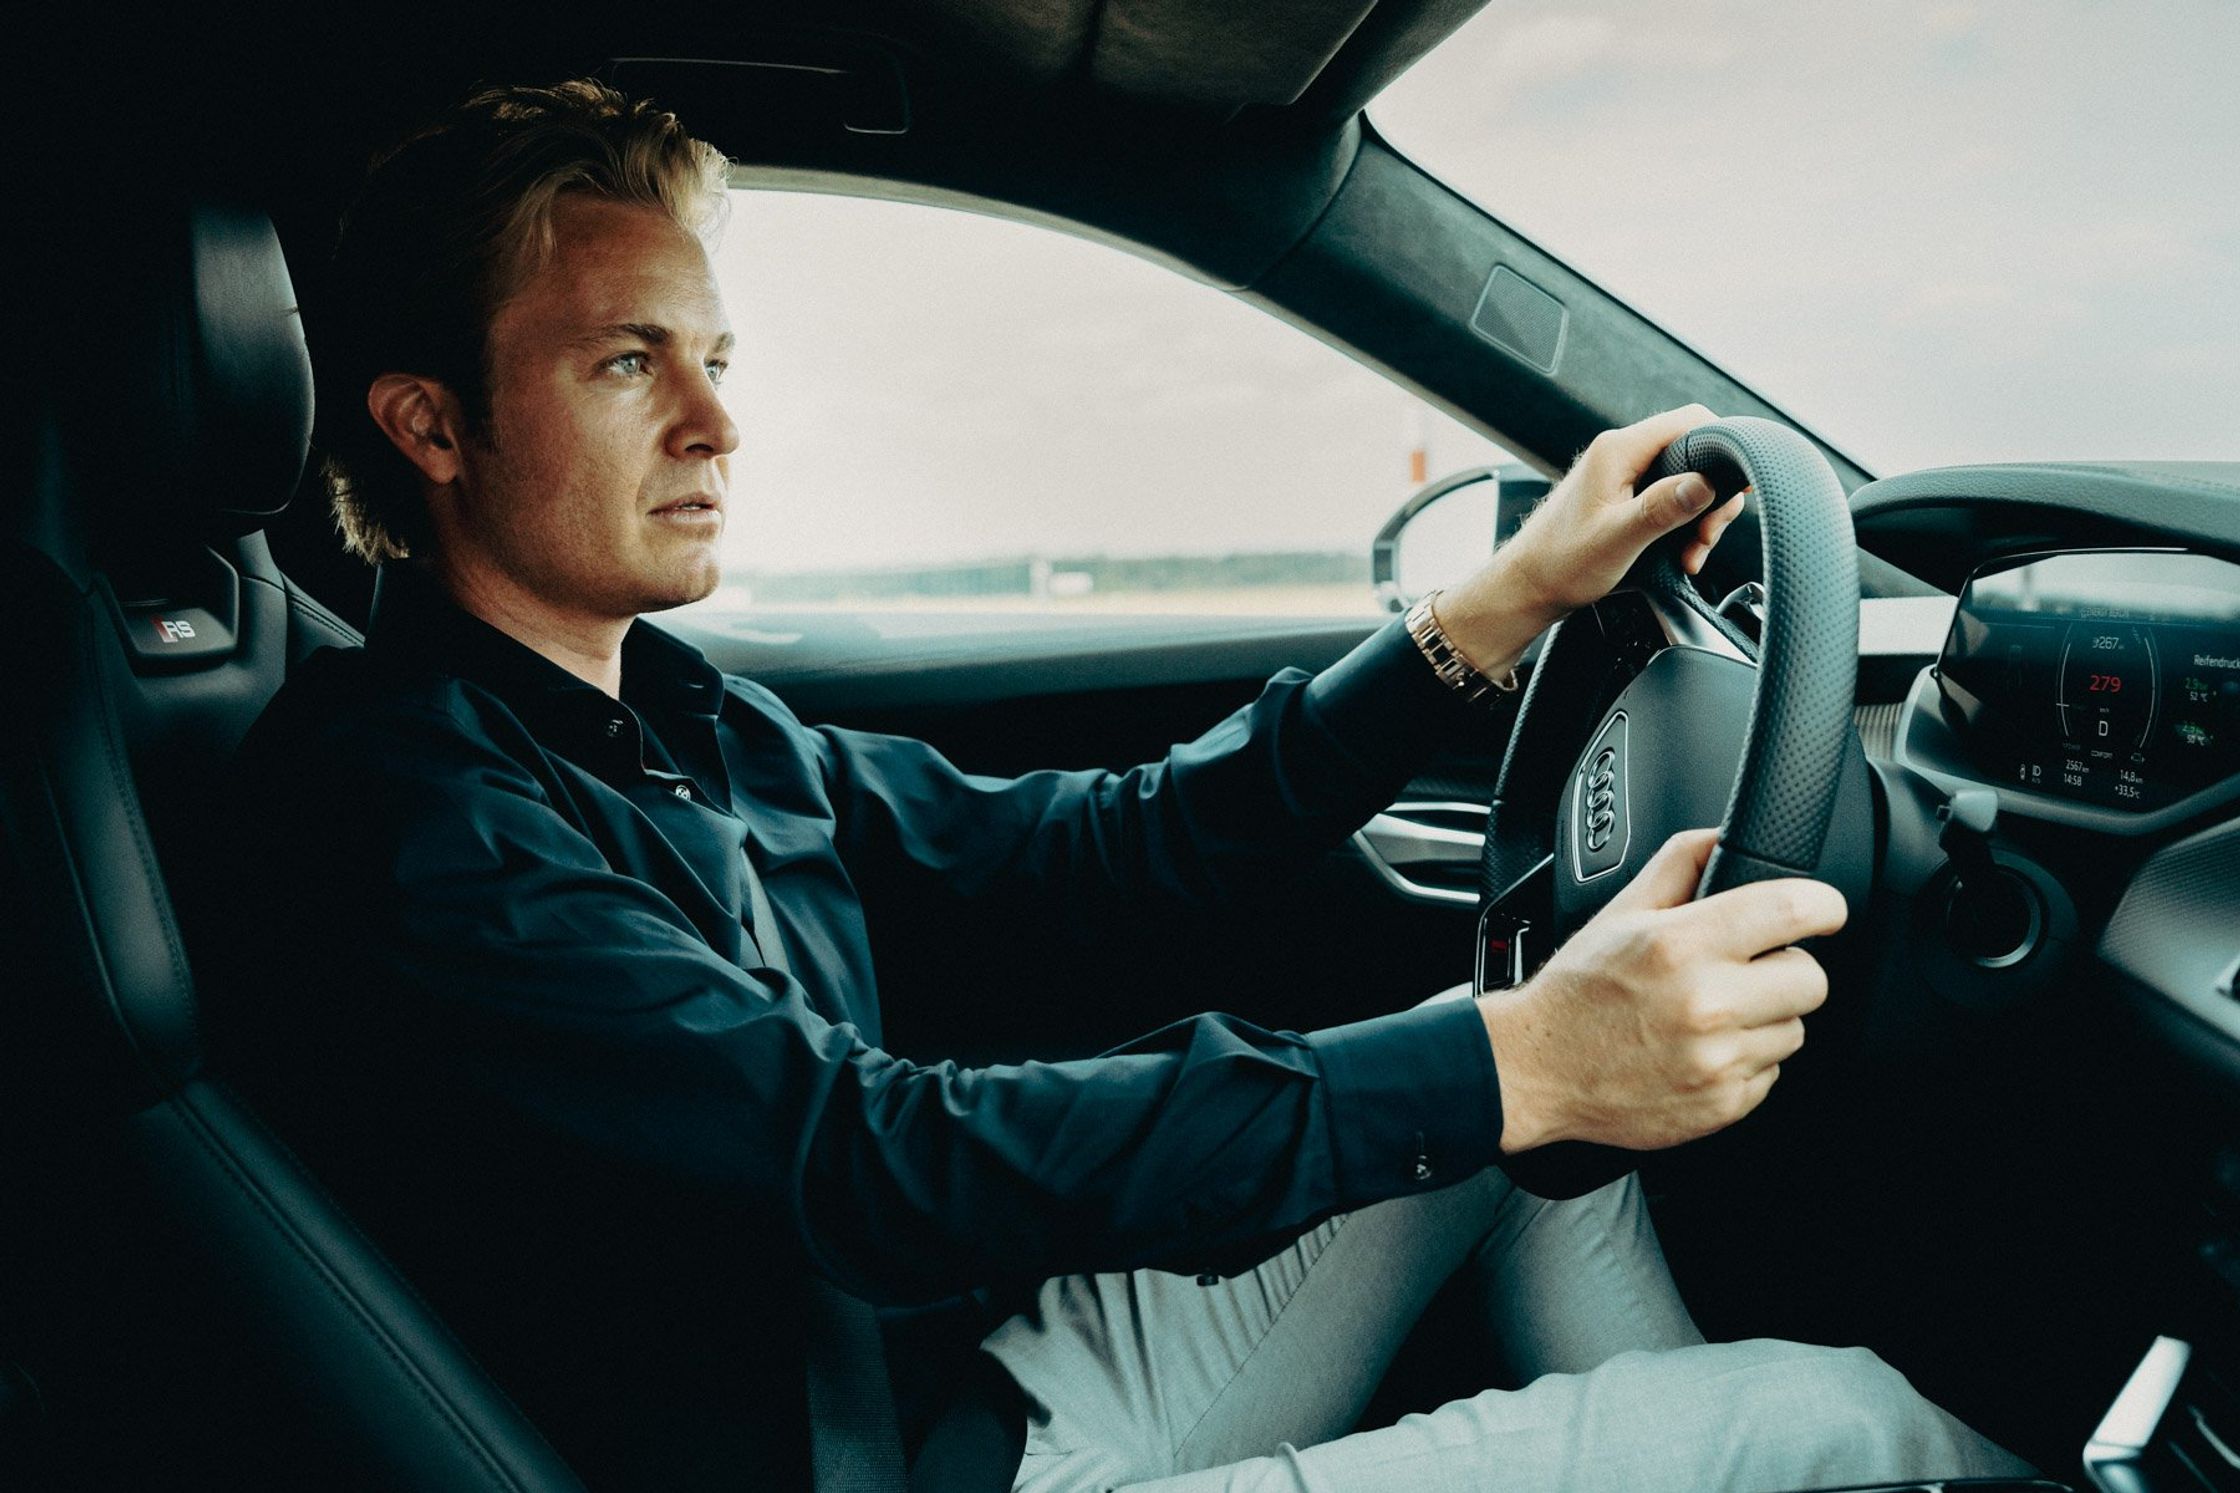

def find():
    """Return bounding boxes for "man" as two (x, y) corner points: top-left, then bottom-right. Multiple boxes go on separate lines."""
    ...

(221, 80), (2030, 1491)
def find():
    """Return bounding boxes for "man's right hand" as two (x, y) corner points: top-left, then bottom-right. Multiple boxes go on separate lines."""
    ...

(1478, 827), (1847, 1154)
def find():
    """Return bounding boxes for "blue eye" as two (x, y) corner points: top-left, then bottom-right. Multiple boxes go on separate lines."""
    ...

(605, 351), (650, 377)
(706, 360), (729, 387)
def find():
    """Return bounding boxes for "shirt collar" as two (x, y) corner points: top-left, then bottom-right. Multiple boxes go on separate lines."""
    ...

(365, 562), (727, 753)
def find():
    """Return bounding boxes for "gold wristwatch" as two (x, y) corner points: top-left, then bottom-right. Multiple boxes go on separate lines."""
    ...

(1404, 590), (1524, 707)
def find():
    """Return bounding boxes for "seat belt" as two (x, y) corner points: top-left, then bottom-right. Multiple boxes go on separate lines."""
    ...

(741, 848), (909, 1492)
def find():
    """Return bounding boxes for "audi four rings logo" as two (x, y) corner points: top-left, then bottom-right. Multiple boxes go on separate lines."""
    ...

(1572, 711), (1630, 882)
(1584, 750), (1619, 851)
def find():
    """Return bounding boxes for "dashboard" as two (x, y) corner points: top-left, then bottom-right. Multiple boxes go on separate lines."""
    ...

(1851, 461), (2240, 837)
(1848, 460), (2240, 1091)
(1935, 549), (2240, 813)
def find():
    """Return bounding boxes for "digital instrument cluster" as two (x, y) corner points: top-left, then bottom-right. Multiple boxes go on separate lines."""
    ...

(1937, 549), (2240, 811)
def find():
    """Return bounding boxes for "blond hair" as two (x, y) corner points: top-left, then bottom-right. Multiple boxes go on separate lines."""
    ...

(319, 79), (730, 562)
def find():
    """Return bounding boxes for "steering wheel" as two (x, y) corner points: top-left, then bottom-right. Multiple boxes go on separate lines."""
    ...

(1475, 416), (1878, 1198)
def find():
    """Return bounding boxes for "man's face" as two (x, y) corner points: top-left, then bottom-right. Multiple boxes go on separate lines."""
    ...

(444, 194), (738, 620)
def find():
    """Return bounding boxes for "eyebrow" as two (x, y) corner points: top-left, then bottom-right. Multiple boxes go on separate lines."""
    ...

(573, 322), (735, 355)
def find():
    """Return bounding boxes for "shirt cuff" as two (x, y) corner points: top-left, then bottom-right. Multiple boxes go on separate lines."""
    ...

(1306, 994), (1504, 1202)
(1303, 616), (1491, 787)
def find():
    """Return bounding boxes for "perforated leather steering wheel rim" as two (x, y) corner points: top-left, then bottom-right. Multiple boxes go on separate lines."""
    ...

(1478, 415), (1861, 912)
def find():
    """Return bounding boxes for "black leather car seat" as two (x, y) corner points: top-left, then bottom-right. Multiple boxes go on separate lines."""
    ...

(0, 194), (586, 1491)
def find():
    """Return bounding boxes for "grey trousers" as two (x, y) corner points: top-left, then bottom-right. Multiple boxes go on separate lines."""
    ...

(981, 1167), (2034, 1492)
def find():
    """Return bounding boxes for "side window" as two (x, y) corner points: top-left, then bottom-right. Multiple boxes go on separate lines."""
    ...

(691, 190), (1513, 617)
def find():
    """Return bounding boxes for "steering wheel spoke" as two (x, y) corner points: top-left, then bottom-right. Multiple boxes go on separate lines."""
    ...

(1473, 853), (1550, 995)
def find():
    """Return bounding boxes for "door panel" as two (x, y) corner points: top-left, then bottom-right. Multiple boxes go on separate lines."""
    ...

(673, 611), (1513, 1066)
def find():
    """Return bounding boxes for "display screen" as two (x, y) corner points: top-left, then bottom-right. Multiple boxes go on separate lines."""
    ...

(1938, 549), (2240, 810)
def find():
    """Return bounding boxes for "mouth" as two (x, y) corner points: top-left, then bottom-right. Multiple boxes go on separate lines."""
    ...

(650, 495), (723, 519)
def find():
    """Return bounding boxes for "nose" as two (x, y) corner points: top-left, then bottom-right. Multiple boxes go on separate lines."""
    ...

(671, 367), (741, 463)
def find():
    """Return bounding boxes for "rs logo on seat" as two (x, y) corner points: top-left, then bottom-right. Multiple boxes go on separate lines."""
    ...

(154, 618), (197, 643)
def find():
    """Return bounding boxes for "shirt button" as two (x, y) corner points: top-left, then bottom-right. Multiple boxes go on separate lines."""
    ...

(606, 719), (625, 738)
(672, 783), (692, 800)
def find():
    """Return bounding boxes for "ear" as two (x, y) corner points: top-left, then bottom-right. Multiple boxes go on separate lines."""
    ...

(366, 373), (467, 487)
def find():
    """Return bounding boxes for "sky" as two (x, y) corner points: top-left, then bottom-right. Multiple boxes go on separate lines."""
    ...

(1372, 0), (2240, 475)
(704, 1), (2239, 579)
(707, 194), (1511, 574)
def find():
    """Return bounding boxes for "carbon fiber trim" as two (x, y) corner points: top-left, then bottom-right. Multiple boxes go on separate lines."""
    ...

(2100, 817), (2240, 1015)
(1854, 702), (1904, 761)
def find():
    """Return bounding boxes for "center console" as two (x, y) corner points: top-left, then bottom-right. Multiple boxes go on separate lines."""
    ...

(1811, 1483), (2069, 1491)
(2076, 1334), (2240, 1492)
(1783, 1332), (2240, 1493)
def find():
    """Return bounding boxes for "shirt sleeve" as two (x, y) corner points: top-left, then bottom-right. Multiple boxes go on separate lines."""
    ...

(804, 616), (1489, 929)
(238, 683), (1503, 1307)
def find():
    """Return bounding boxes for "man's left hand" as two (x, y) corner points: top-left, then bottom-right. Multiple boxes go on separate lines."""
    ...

(1433, 405), (1748, 676)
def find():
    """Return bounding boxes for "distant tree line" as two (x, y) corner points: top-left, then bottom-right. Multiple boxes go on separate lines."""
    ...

(742, 551), (1370, 603)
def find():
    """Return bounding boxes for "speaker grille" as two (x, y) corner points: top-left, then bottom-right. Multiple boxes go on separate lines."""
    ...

(1470, 265), (1567, 374)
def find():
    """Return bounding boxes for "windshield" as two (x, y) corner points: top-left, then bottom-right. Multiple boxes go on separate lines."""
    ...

(1373, 1), (2240, 474)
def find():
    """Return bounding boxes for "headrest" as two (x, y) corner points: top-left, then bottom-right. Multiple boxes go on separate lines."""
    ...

(55, 198), (314, 548)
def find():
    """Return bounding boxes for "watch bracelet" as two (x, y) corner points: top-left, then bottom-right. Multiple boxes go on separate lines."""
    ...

(1404, 590), (1523, 706)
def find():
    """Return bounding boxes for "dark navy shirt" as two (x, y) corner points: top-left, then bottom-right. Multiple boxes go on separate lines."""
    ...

(218, 560), (1506, 1487)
